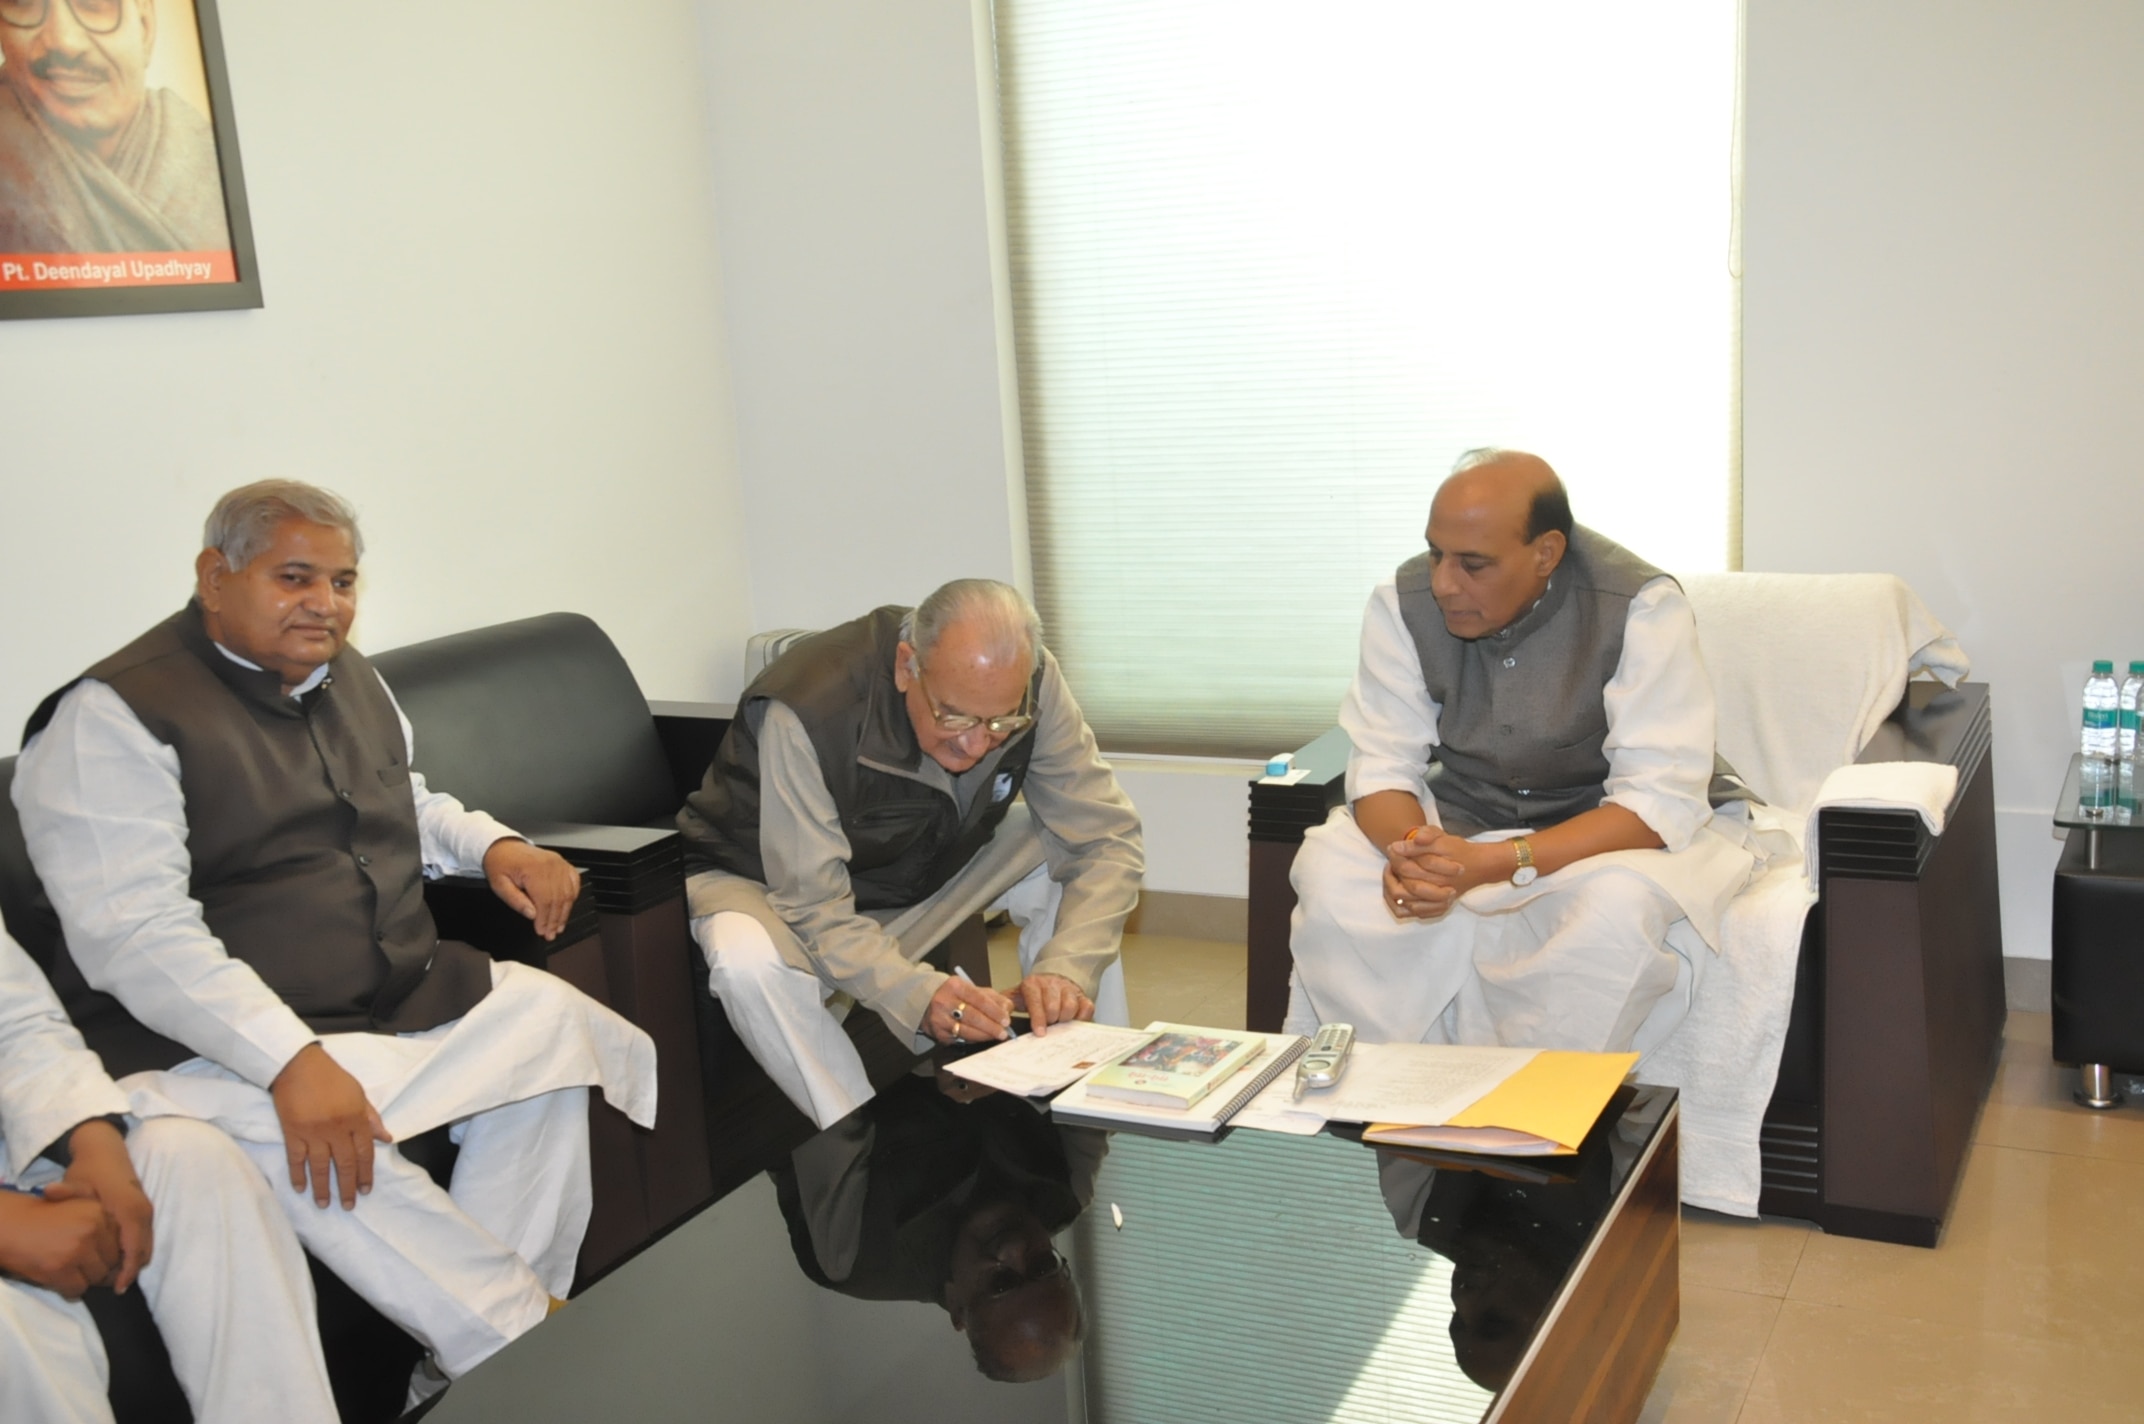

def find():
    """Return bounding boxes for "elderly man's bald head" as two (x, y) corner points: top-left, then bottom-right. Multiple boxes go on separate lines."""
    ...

(1445, 448), (1574, 544)
(1423, 450), (1573, 639)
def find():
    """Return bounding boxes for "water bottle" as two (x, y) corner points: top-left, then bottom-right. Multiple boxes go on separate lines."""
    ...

(2083, 660), (2120, 765)
(2120, 661), (2144, 761)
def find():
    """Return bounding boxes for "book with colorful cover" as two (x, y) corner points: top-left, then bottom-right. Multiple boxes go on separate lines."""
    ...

(1049, 1026), (1308, 1141)
(1081, 1025), (1269, 1110)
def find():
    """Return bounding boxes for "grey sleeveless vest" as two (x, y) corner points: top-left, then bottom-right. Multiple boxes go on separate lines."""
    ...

(1394, 526), (1732, 834)
(22, 604), (493, 1076)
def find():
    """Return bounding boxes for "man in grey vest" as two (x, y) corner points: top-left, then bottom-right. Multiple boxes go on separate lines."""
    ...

(1286, 451), (1755, 1053)
(678, 579), (1143, 1128)
(12, 481), (657, 1401)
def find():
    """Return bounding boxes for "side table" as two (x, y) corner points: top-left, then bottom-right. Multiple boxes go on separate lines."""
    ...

(2051, 754), (2144, 1108)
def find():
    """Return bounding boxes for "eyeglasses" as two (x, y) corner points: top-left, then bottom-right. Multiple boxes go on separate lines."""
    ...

(985, 1244), (1066, 1299)
(0, 0), (125, 34)
(911, 662), (1035, 738)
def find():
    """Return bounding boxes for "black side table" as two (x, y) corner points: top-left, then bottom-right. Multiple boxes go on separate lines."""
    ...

(2051, 755), (2144, 1108)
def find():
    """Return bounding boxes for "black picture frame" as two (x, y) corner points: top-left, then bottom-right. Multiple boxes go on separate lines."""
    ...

(0, 0), (260, 321)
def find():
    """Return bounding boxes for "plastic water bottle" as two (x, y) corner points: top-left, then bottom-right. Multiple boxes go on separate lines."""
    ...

(2120, 661), (2144, 761)
(2083, 660), (2120, 765)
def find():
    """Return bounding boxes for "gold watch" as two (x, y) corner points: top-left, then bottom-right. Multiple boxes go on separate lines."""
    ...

(1510, 837), (1538, 887)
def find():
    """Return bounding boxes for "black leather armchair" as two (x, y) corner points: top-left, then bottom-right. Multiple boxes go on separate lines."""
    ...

(0, 756), (507, 1424)
(0, 612), (730, 1420)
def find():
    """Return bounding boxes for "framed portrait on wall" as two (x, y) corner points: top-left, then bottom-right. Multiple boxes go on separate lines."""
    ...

(0, 0), (259, 320)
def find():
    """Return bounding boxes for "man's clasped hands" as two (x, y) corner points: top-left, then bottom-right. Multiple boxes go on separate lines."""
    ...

(1383, 827), (1516, 921)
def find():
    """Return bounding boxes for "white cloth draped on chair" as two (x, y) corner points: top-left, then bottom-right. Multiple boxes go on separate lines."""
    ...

(1635, 572), (1968, 1215)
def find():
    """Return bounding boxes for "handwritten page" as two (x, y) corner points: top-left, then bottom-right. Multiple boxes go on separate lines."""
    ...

(942, 1022), (1153, 1097)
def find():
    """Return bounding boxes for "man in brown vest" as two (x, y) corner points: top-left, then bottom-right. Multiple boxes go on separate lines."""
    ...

(677, 579), (1144, 1128)
(12, 481), (657, 1400)
(1285, 450), (1755, 1053)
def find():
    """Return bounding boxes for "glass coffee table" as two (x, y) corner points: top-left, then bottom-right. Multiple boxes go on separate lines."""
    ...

(431, 1070), (1678, 1424)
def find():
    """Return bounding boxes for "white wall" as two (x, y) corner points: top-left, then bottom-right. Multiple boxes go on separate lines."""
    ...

(0, 1), (752, 742)
(694, 0), (1257, 897)
(1743, 0), (2144, 958)
(697, 0), (1028, 638)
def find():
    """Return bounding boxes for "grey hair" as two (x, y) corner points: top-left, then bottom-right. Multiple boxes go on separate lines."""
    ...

(202, 480), (365, 569)
(1451, 447), (1511, 475)
(899, 579), (1043, 673)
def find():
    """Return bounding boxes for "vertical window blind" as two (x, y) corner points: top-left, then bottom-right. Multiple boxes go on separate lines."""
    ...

(994, 1), (1740, 756)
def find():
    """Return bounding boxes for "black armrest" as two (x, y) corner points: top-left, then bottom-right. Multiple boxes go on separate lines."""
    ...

(650, 701), (734, 811)
(512, 821), (686, 915)
(1247, 725), (1350, 846)
(1818, 681), (1992, 882)
(423, 874), (600, 967)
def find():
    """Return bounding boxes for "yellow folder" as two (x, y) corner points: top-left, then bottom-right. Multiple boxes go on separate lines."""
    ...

(1446, 1049), (1637, 1148)
(1366, 1049), (1637, 1155)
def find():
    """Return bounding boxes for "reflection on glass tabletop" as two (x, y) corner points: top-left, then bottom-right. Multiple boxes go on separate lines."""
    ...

(430, 1071), (1672, 1424)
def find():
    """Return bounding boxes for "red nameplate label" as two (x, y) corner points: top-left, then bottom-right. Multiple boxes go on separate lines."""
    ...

(0, 251), (238, 290)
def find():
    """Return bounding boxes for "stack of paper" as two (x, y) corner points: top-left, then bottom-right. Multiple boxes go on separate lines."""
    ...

(1047, 1031), (1307, 1139)
(945, 1026), (1635, 1156)
(1234, 1043), (1636, 1156)
(940, 1021), (1152, 1097)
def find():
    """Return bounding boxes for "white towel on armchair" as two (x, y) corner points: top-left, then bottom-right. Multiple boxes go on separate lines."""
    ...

(1800, 761), (1960, 886)
(1633, 574), (1970, 1216)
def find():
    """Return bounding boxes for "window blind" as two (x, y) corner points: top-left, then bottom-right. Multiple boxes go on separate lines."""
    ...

(994, 1), (1740, 756)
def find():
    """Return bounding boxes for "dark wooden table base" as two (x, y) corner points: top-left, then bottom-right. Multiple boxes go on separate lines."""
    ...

(1493, 1104), (1680, 1424)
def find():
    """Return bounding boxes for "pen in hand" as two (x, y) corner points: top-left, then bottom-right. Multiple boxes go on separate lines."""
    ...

(953, 965), (1029, 1039)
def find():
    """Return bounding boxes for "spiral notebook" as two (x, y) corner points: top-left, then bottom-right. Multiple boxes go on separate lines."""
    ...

(1048, 1027), (1309, 1141)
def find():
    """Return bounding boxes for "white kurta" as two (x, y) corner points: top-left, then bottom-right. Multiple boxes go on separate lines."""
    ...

(1286, 577), (1757, 1052)
(12, 670), (659, 1378)
(0, 932), (338, 1424)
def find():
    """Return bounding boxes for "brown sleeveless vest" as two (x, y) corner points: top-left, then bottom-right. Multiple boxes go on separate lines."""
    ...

(23, 604), (492, 1075)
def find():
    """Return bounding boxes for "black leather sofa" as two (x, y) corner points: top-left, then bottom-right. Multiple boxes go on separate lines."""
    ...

(0, 612), (725, 1422)
(0, 754), (540, 1423)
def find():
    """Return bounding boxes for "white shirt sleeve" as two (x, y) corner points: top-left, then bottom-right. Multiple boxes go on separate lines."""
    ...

(1599, 579), (1717, 852)
(1339, 582), (1445, 810)
(12, 681), (320, 1088)
(0, 931), (130, 1180)
(377, 673), (519, 876)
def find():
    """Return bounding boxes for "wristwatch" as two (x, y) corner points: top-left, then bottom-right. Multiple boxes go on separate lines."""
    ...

(1509, 837), (1538, 887)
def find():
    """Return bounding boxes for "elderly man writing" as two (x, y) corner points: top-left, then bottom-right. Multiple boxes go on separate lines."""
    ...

(678, 579), (1144, 1128)
(0, 0), (232, 254)
(1286, 450), (1755, 1052)
(13, 481), (656, 1403)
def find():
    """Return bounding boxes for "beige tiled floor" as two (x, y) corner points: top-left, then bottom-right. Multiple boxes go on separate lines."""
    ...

(1037, 931), (2144, 1422)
